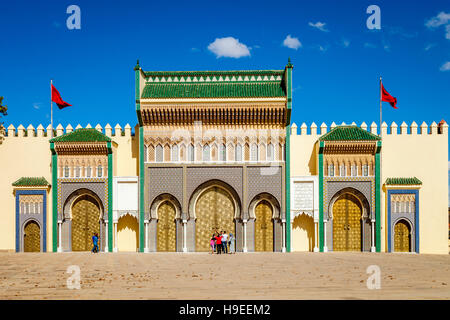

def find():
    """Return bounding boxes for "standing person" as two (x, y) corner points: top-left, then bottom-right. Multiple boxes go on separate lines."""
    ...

(91, 233), (98, 253)
(215, 232), (222, 254)
(229, 232), (235, 254)
(210, 234), (215, 254)
(222, 231), (228, 254)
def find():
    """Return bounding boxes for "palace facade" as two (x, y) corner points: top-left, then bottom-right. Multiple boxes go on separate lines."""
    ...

(0, 60), (447, 254)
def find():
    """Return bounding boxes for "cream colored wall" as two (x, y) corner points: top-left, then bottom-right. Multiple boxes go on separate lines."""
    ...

(381, 122), (448, 254)
(0, 125), (53, 251)
(289, 123), (320, 176)
(116, 214), (139, 252)
(109, 125), (138, 177)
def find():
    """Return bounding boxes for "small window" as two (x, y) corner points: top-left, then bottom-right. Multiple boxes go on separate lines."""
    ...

(351, 165), (357, 177)
(392, 201), (396, 213)
(411, 201), (415, 213)
(86, 166), (92, 178)
(340, 165), (346, 177)
(250, 143), (258, 161)
(188, 144), (194, 162)
(405, 201), (410, 213)
(219, 144), (226, 162)
(35, 202), (39, 214)
(203, 145), (210, 162)
(363, 164), (369, 177)
(235, 144), (242, 162)
(144, 145), (148, 162)
(64, 166), (70, 178)
(267, 143), (274, 161)
(329, 164), (335, 177)
(97, 165), (103, 178)
(155, 145), (163, 162)
(75, 166), (81, 178)
(21, 203), (25, 214)
(171, 144), (179, 162)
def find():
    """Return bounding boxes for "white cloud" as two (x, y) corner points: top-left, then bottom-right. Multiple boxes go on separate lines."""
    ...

(425, 12), (450, 28)
(439, 61), (450, 71)
(33, 103), (41, 110)
(207, 37), (250, 58)
(426, 12), (450, 40)
(318, 45), (328, 52)
(283, 35), (302, 50)
(364, 42), (376, 48)
(308, 22), (329, 32)
(424, 43), (436, 51)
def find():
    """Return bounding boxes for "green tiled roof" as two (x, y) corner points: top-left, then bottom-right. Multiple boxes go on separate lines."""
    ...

(385, 177), (422, 185)
(143, 70), (284, 78)
(141, 82), (286, 99)
(319, 126), (381, 141)
(12, 177), (49, 187)
(49, 128), (111, 143)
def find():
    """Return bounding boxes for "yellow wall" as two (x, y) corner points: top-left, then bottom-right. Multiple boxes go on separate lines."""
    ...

(291, 214), (315, 251)
(117, 214), (139, 252)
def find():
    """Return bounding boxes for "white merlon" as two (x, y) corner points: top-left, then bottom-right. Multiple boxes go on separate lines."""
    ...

(37, 124), (45, 137)
(86, 123), (92, 129)
(7, 124), (15, 137)
(330, 122), (337, 129)
(351, 122), (356, 126)
(66, 124), (73, 133)
(300, 123), (307, 135)
(46, 124), (52, 137)
(370, 122), (378, 135)
(410, 121), (418, 135)
(105, 124), (113, 137)
(75, 124), (82, 130)
(311, 122), (317, 135)
(56, 124), (64, 137)
(430, 121), (437, 134)
(17, 125), (25, 137)
(95, 124), (103, 133)
(124, 124), (132, 136)
(291, 123), (297, 135)
(390, 122), (398, 135)
(320, 122), (327, 135)
(27, 124), (35, 137)
(420, 121), (428, 135)
(381, 122), (388, 135)
(115, 124), (122, 136)
(341, 122), (346, 126)
(400, 122), (408, 134)
(361, 122), (368, 131)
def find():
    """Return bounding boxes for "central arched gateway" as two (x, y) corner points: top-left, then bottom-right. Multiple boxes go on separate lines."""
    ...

(332, 193), (362, 251)
(71, 194), (101, 251)
(195, 186), (235, 252)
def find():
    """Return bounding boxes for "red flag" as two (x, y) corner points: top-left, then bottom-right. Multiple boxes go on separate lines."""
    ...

(51, 84), (72, 109)
(381, 83), (397, 109)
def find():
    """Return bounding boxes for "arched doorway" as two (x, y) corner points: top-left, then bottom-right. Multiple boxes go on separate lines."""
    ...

(394, 220), (411, 252)
(157, 201), (177, 252)
(24, 220), (40, 252)
(254, 200), (273, 252)
(71, 194), (101, 251)
(292, 214), (315, 251)
(332, 193), (362, 251)
(117, 214), (139, 252)
(195, 186), (235, 252)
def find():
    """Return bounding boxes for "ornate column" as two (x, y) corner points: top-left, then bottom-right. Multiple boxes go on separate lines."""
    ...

(104, 221), (109, 252)
(183, 219), (187, 252)
(144, 220), (149, 253)
(113, 221), (118, 252)
(281, 218), (286, 252)
(323, 220), (328, 252)
(243, 219), (248, 252)
(371, 219), (376, 252)
(57, 221), (62, 252)
(314, 221), (319, 252)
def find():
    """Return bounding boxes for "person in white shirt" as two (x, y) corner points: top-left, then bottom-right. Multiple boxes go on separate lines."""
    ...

(221, 231), (228, 254)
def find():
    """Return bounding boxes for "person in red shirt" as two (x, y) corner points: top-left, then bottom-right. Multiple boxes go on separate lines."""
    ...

(215, 233), (222, 254)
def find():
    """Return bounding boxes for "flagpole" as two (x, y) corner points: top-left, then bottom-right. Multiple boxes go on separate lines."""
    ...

(379, 76), (382, 136)
(50, 79), (53, 138)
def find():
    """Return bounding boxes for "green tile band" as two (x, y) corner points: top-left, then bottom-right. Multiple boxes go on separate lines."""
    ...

(107, 141), (113, 252)
(319, 141), (324, 251)
(375, 140), (381, 252)
(50, 142), (58, 252)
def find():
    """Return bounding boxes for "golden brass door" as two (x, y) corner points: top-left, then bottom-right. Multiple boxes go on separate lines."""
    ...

(394, 221), (411, 252)
(195, 187), (235, 252)
(255, 200), (273, 252)
(332, 193), (362, 251)
(157, 201), (177, 252)
(24, 221), (40, 252)
(72, 195), (100, 251)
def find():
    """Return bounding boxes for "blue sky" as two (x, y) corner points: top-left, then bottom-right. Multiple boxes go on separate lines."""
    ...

(0, 0), (449, 138)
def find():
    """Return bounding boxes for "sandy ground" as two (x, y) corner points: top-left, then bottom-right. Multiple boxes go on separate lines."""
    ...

(0, 252), (449, 300)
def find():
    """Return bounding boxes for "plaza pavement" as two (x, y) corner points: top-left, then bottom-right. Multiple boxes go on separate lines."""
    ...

(0, 251), (449, 300)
